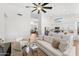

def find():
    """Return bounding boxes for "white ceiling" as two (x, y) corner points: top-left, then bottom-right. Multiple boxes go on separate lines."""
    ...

(0, 3), (79, 17)
(52, 3), (79, 16)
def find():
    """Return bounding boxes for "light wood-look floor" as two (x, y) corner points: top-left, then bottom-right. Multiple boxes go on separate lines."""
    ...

(74, 40), (79, 56)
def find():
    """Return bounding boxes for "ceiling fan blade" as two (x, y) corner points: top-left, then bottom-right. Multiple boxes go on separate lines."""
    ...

(32, 9), (37, 12)
(38, 10), (40, 14)
(25, 6), (30, 8)
(42, 3), (48, 6)
(33, 3), (37, 6)
(41, 9), (46, 13)
(17, 13), (23, 16)
(43, 7), (52, 9)
(25, 6), (36, 8)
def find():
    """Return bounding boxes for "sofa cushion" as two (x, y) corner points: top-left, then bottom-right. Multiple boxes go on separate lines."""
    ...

(20, 41), (28, 47)
(59, 40), (70, 52)
(12, 42), (21, 51)
(44, 36), (52, 43)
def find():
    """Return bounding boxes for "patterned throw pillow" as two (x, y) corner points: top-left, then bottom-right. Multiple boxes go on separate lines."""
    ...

(52, 39), (60, 49)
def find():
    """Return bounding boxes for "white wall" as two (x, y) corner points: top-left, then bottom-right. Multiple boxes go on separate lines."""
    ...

(0, 8), (5, 41)
(0, 4), (32, 42)
(6, 15), (31, 42)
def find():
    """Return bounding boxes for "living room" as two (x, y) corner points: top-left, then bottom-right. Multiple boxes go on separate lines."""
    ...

(0, 3), (79, 56)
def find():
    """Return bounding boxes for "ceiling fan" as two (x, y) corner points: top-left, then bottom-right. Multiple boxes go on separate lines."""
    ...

(25, 3), (53, 14)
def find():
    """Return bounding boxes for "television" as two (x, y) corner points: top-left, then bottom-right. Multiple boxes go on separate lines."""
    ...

(55, 27), (60, 29)
(54, 27), (60, 33)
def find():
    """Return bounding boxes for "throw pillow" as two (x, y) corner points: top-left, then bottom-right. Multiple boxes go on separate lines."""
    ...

(59, 41), (69, 52)
(52, 39), (60, 49)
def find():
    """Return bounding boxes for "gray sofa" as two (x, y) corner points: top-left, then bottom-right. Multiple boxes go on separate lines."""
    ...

(0, 42), (11, 56)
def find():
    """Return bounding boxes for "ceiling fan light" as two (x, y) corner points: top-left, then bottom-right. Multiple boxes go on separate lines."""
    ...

(37, 7), (41, 10)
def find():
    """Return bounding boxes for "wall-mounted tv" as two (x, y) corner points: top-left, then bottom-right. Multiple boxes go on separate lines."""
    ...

(55, 27), (60, 29)
(54, 27), (60, 33)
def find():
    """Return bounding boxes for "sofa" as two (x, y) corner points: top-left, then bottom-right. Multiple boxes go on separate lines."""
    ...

(37, 35), (76, 56)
